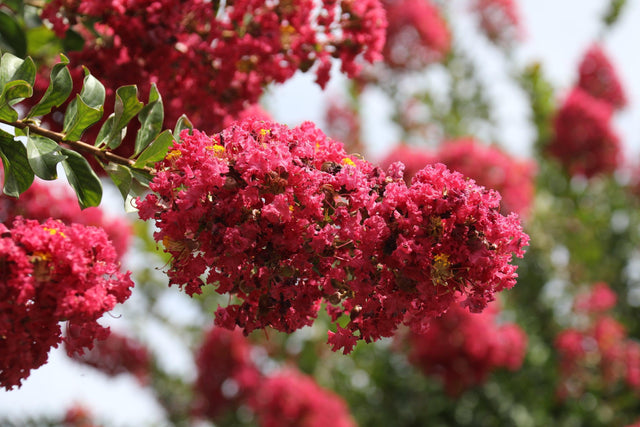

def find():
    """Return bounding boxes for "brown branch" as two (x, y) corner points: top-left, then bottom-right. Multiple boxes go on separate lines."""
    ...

(0, 118), (156, 175)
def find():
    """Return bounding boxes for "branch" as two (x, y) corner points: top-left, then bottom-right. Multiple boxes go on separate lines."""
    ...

(0, 118), (155, 175)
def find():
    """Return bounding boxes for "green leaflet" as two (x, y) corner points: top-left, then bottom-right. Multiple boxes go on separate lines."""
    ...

(26, 131), (67, 180)
(60, 148), (103, 209)
(133, 130), (174, 168)
(0, 10), (27, 58)
(62, 68), (105, 141)
(26, 54), (72, 118)
(0, 128), (34, 197)
(0, 52), (35, 120)
(134, 83), (164, 156)
(104, 85), (143, 149)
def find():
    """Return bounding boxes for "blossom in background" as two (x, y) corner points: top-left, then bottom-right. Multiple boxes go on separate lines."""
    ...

(555, 283), (640, 399)
(324, 98), (363, 153)
(38, 0), (387, 138)
(250, 369), (356, 427)
(63, 404), (101, 427)
(380, 139), (536, 217)
(0, 218), (133, 390)
(0, 178), (131, 258)
(382, 0), (450, 69)
(577, 43), (627, 110)
(193, 327), (261, 421)
(138, 118), (528, 353)
(403, 298), (527, 395)
(66, 331), (151, 384)
(547, 87), (622, 178)
(471, 0), (523, 46)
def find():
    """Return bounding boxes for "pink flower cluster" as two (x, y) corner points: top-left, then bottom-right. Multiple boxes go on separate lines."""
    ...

(402, 298), (527, 395)
(138, 118), (528, 354)
(0, 218), (133, 390)
(548, 43), (626, 178)
(65, 331), (151, 384)
(382, 0), (450, 69)
(193, 327), (261, 420)
(555, 283), (640, 399)
(381, 140), (536, 217)
(193, 327), (355, 426)
(39, 0), (387, 134)
(0, 179), (131, 258)
(577, 44), (627, 109)
(471, 0), (522, 46)
(548, 88), (622, 178)
(63, 404), (100, 427)
(250, 370), (356, 427)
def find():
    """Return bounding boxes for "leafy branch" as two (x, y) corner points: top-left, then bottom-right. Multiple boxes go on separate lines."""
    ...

(0, 51), (191, 209)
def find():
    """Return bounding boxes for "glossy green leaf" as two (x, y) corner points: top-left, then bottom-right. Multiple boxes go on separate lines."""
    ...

(134, 83), (163, 156)
(26, 132), (67, 180)
(62, 94), (104, 141)
(95, 113), (116, 146)
(105, 85), (143, 149)
(27, 54), (72, 118)
(0, 128), (34, 197)
(104, 163), (149, 212)
(173, 114), (193, 141)
(0, 52), (35, 87)
(60, 147), (102, 208)
(133, 130), (174, 168)
(0, 10), (27, 58)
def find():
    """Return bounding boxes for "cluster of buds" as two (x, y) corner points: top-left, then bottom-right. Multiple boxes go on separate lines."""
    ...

(0, 218), (133, 389)
(138, 118), (528, 353)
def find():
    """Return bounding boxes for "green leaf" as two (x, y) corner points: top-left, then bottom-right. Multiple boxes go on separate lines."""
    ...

(62, 28), (85, 52)
(95, 112), (116, 146)
(173, 114), (193, 141)
(105, 163), (149, 212)
(0, 53), (35, 119)
(133, 130), (174, 168)
(60, 147), (102, 208)
(0, 10), (27, 58)
(62, 94), (104, 141)
(26, 132), (67, 180)
(26, 26), (63, 60)
(0, 129), (34, 197)
(134, 83), (163, 156)
(105, 85), (143, 149)
(27, 54), (72, 118)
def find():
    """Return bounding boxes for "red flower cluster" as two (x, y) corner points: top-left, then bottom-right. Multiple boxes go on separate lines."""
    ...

(0, 179), (131, 258)
(39, 0), (387, 134)
(63, 404), (100, 427)
(382, 0), (450, 69)
(471, 0), (522, 46)
(548, 88), (622, 178)
(193, 327), (261, 420)
(193, 327), (355, 426)
(138, 118), (528, 353)
(381, 140), (536, 217)
(577, 44), (627, 110)
(555, 283), (640, 399)
(0, 218), (133, 390)
(403, 298), (527, 395)
(65, 331), (151, 384)
(250, 370), (356, 427)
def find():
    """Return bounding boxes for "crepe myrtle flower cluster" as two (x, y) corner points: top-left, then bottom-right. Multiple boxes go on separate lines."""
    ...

(39, 0), (387, 135)
(193, 327), (261, 421)
(381, 139), (536, 217)
(577, 43), (627, 110)
(555, 283), (640, 399)
(194, 327), (355, 426)
(548, 43), (626, 178)
(137, 118), (528, 354)
(0, 178), (131, 258)
(381, 0), (450, 70)
(401, 298), (527, 395)
(0, 218), (133, 390)
(250, 370), (357, 427)
(471, 0), (523, 46)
